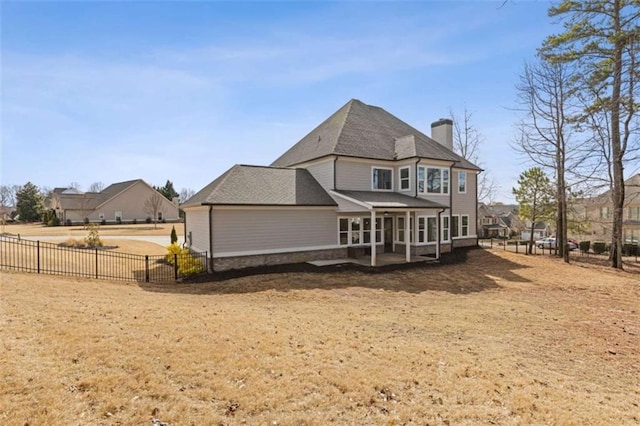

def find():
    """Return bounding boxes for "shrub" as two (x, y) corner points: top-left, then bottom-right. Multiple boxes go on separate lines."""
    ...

(146, 217), (152, 224)
(164, 242), (205, 276)
(592, 241), (606, 255)
(579, 240), (590, 254)
(84, 217), (89, 225)
(133, 218), (137, 224)
(116, 217), (122, 224)
(84, 223), (103, 248)
(47, 216), (60, 227)
(101, 219), (107, 225)
(170, 225), (178, 245)
(66, 219), (72, 226)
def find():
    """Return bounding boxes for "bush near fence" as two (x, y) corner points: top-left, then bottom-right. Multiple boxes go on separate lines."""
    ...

(0, 235), (207, 283)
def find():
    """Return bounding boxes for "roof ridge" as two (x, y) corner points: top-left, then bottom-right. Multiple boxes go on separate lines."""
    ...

(331, 99), (357, 154)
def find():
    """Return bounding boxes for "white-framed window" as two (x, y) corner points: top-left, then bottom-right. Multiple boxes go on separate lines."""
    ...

(339, 216), (382, 246)
(396, 216), (414, 243)
(452, 215), (459, 238)
(418, 166), (449, 194)
(98, 213), (105, 220)
(114, 211), (122, 221)
(458, 171), (467, 193)
(418, 216), (438, 243)
(461, 215), (469, 236)
(372, 167), (393, 191)
(399, 167), (410, 191)
(601, 206), (611, 219)
(629, 206), (640, 220)
(451, 214), (470, 238)
(442, 215), (450, 241)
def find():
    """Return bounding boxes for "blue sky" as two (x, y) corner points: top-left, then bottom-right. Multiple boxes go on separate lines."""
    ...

(1, 1), (555, 202)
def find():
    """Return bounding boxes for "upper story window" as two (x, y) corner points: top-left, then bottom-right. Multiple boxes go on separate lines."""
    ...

(399, 167), (410, 191)
(601, 206), (612, 219)
(418, 166), (449, 194)
(458, 171), (467, 193)
(629, 206), (640, 220)
(372, 167), (393, 191)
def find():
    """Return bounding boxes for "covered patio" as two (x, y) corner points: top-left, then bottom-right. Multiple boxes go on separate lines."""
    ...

(330, 190), (449, 267)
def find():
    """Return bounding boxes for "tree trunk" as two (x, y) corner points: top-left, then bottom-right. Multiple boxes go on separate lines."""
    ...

(610, 0), (624, 269)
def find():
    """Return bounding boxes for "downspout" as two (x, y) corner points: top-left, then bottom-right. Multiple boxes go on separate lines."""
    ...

(333, 156), (338, 190)
(437, 208), (445, 260)
(183, 211), (187, 247)
(475, 171), (479, 246)
(208, 205), (214, 272)
(449, 164), (454, 250)
(414, 159), (420, 198)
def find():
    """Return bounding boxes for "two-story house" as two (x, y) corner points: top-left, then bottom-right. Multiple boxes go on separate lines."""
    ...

(582, 173), (640, 244)
(183, 99), (481, 271)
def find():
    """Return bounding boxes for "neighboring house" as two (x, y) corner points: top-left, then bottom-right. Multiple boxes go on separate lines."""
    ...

(477, 203), (509, 238)
(48, 179), (179, 224)
(183, 99), (481, 271)
(521, 222), (553, 241)
(582, 173), (640, 244)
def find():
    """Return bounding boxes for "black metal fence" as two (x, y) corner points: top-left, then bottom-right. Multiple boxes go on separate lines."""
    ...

(0, 235), (208, 283)
(478, 238), (639, 262)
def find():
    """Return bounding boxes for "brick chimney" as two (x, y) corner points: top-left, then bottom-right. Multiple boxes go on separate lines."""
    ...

(431, 118), (453, 151)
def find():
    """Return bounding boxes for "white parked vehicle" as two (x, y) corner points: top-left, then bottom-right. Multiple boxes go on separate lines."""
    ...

(535, 237), (578, 250)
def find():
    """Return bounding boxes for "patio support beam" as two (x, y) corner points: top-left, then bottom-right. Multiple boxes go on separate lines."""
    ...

(405, 210), (410, 263)
(371, 210), (377, 267)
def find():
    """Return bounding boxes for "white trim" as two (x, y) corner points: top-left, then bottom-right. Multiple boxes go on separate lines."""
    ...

(399, 166), (411, 191)
(213, 244), (341, 258)
(371, 166), (394, 191)
(210, 205), (337, 211)
(453, 235), (477, 240)
(441, 215), (450, 242)
(418, 166), (450, 195)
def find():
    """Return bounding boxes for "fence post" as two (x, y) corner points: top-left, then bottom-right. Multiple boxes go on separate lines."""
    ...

(95, 248), (98, 279)
(174, 253), (178, 281)
(145, 255), (149, 282)
(37, 240), (40, 274)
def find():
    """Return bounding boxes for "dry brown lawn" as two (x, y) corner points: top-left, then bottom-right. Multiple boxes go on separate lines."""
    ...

(1, 249), (639, 425)
(1, 222), (183, 237)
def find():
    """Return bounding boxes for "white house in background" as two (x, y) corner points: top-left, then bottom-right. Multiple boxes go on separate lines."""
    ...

(183, 99), (481, 271)
(48, 179), (180, 224)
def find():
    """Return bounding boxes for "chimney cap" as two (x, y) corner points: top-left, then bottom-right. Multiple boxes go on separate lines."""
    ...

(431, 118), (453, 128)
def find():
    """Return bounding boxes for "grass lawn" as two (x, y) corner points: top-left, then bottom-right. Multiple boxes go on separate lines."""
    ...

(1, 222), (184, 237)
(1, 249), (638, 425)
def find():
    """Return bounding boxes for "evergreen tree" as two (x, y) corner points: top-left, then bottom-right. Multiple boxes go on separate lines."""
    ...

(513, 168), (555, 254)
(156, 180), (179, 201)
(170, 225), (178, 245)
(540, 0), (640, 268)
(15, 182), (45, 222)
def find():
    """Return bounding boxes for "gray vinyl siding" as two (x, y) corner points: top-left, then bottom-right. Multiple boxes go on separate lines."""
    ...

(303, 160), (334, 190)
(212, 208), (337, 255)
(184, 206), (210, 253)
(336, 159), (376, 191)
(451, 170), (477, 236)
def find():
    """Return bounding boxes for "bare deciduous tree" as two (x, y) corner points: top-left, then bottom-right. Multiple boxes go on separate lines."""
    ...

(179, 187), (195, 203)
(143, 193), (165, 229)
(88, 181), (105, 193)
(450, 107), (498, 204)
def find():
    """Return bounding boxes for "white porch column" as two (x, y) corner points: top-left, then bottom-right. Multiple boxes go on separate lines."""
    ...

(371, 210), (377, 267)
(405, 210), (410, 263)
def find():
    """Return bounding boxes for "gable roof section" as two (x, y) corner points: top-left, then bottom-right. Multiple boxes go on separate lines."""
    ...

(54, 179), (144, 211)
(271, 99), (481, 170)
(182, 165), (337, 208)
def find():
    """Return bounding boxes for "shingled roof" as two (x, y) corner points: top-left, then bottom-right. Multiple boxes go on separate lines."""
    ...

(271, 99), (481, 170)
(333, 190), (449, 209)
(182, 165), (337, 208)
(53, 179), (144, 211)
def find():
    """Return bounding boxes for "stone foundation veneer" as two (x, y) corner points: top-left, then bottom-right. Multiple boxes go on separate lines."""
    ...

(211, 247), (348, 271)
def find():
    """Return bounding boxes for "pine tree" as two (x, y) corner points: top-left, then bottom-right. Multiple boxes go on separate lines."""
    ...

(15, 182), (45, 222)
(170, 225), (178, 245)
(513, 168), (555, 254)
